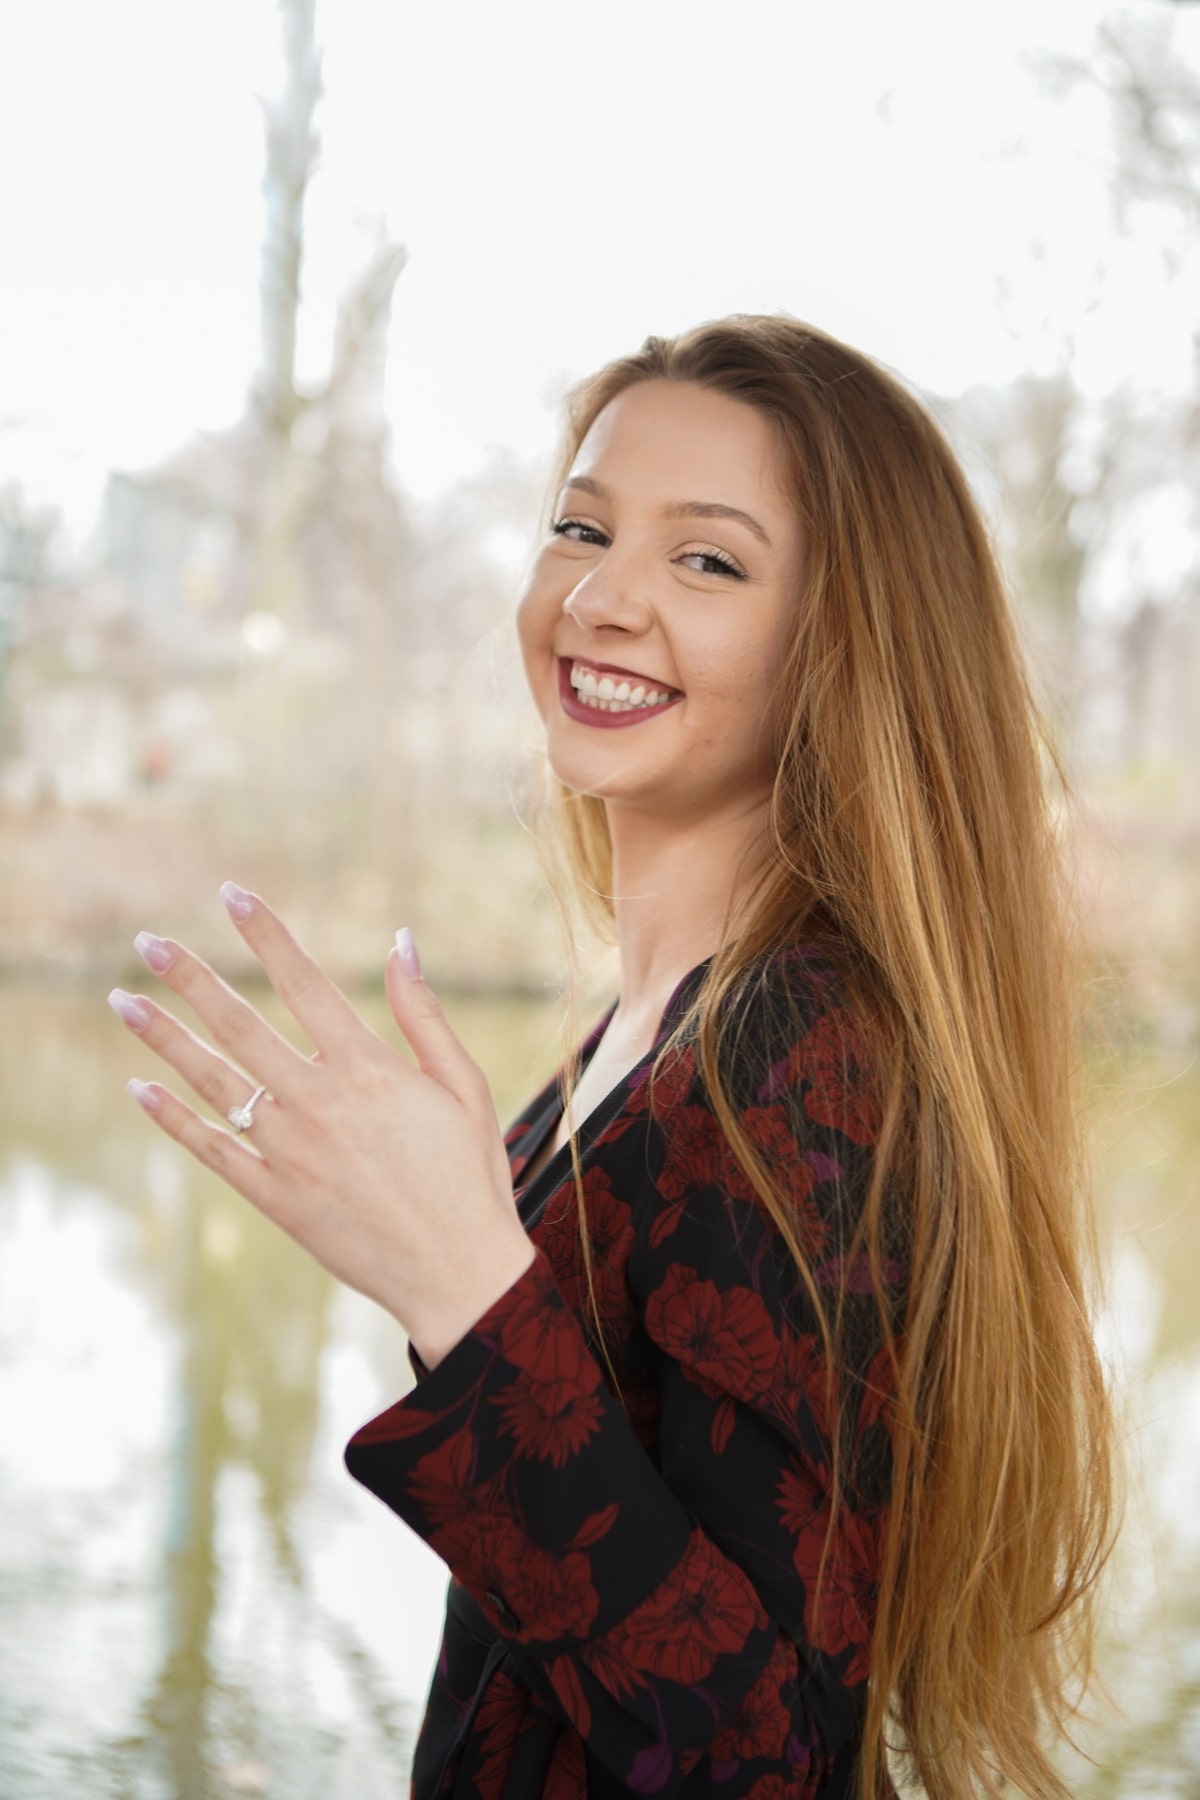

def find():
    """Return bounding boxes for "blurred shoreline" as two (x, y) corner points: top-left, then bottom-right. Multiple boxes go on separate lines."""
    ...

(0, 794), (570, 997)
(2, 780), (1196, 1059)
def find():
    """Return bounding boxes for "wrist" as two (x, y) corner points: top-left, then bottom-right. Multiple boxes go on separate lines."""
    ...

(406, 1234), (538, 1371)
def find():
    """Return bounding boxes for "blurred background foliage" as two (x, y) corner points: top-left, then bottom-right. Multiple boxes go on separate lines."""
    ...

(0, 0), (554, 996)
(0, 2), (1196, 1039)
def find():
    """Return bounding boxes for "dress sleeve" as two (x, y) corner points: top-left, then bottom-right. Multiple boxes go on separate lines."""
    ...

(344, 953), (901, 1798)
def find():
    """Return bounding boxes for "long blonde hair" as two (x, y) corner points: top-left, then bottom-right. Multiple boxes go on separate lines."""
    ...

(526, 314), (1116, 1799)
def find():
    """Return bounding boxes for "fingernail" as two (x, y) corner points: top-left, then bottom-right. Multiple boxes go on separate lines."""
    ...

(395, 926), (421, 979)
(133, 932), (173, 973)
(220, 881), (255, 922)
(126, 1077), (162, 1114)
(108, 987), (152, 1031)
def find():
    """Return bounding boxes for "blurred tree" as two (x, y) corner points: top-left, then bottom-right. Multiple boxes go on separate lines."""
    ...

(945, 372), (1102, 754)
(1025, 13), (1200, 774)
(0, 481), (61, 730)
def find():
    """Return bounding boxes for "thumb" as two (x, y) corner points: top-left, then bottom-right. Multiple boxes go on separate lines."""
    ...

(386, 927), (481, 1105)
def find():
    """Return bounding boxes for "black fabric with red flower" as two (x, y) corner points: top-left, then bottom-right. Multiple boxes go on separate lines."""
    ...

(346, 945), (904, 1798)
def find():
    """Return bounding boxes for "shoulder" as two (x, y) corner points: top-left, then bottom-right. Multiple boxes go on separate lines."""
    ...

(679, 940), (884, 1145)
(625, 941), (889, 1256)
(629, 940), (902, 1355)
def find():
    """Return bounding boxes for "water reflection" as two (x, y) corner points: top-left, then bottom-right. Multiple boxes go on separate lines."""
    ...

(0, 987), (1197, 1795)
(1064, 1052), (1200, 1798)
(0, 984), (562, 1798)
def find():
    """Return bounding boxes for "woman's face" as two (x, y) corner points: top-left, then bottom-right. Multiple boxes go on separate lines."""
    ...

(515, 378), (807, 827)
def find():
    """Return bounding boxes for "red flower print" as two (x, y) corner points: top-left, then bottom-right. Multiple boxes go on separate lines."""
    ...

(760, 1328), (830, 1442)
(707, 1635), (793, 1762)
(645, 1266), (779, 1401)
(490, 1532), (600, 1643)
(777, 1328), (822, 1409)
(776, 1460), (829, 1548)
(534, 1186), (583, 1301)
(344, 954), (902, 1799)
(857, 1339), (900, 1441)
(425, 1496), (520, 1575)
(788, 1009), (882, 1147)
(580, 1629), (650, 1704)
(710, 1394), (737, 1454)
(579, 1167), (636, 1319)
(593, 1117), (640, 1155)
(741, 1105), (829, 1257)
(407, 1426), (486, 1527)
(533, 1166), (636, 1342)
(471, 1665), (527, 1799)
(346, 1389), (459, 1447)
(655, 1103), (737, 1202)
(546, 1652), (592, 1737)
(489, 1363), (604, 1467)
(608, 1531), (766, 1684)
(566, 1502), (621, 1551)
(625, 1043), (696, 1119)
(542, 1728), (589, 1799)
(801, 1511), (879, 1686)
(493, 1261), (597, 1393)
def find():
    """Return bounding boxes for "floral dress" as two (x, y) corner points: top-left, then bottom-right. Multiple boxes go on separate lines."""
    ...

(345, 944), (901, 1798)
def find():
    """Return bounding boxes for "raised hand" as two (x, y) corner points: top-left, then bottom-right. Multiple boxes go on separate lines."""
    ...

(107, 882), (536, 1368)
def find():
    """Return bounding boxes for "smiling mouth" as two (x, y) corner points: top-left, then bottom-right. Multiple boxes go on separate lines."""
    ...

(564, 657), (682, 713)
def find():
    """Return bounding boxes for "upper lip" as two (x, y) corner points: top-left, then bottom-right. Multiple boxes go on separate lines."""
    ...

(559, 653), (681, 692)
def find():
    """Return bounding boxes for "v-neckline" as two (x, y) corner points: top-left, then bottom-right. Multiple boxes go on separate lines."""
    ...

(512, 955), (713, 1219)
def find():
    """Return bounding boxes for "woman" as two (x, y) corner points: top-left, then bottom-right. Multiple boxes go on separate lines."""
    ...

(108, 314), (1115, 1798)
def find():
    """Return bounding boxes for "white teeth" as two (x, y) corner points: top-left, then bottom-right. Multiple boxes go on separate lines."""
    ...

(567, 662), (677, 712)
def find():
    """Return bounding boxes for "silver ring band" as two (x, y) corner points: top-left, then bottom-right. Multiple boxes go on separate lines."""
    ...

(227, 1085), (267, 1133)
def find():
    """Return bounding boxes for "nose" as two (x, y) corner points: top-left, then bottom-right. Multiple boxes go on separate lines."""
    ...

(561, 559), (655, 635)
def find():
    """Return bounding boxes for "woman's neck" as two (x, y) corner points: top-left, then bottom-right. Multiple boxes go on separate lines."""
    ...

(604, 798), (769, 1030)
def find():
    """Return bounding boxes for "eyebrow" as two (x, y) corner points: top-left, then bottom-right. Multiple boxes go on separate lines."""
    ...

(560, 474), (773, 550)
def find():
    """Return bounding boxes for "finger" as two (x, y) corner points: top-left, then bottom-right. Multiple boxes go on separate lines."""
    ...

(125, 1077), (276, 1213)
(386, 931), (493, 1113)
(217, 882), (372, 1060)
(108, 987), (283, 1139)
(130, 929), (314, 1095)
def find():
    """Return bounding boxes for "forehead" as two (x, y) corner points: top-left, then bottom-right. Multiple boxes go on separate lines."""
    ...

(569, 380), (793, 515)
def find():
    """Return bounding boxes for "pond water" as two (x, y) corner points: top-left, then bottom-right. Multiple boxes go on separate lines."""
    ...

(0, 985), (1197, 1797)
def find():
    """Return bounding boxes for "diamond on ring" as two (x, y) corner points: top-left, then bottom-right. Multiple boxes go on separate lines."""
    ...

(227, 1085), (267, 1133)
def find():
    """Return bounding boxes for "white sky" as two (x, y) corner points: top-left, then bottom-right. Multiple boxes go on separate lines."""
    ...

(1, 0), (1197, 541)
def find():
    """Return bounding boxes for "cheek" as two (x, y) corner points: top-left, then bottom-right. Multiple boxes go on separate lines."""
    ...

(689, 645), (780, 710)
(514, 589), (544, 676)
(722, 615), (794, 708)
(514, 570), (558, 654)
(514, 579), (563, 710)
(513, 583), (535, 649)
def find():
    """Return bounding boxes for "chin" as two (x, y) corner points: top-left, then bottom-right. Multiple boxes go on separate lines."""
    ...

(544, 753), (606, 798)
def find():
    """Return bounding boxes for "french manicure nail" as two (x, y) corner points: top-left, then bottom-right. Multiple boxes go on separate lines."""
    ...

(395, 926), (421, 979)
(126, 1077), (162, 1114)
(108, 987), (152, 1031)
(220, 881), (255, 922)
(133, 931), (173, 973)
